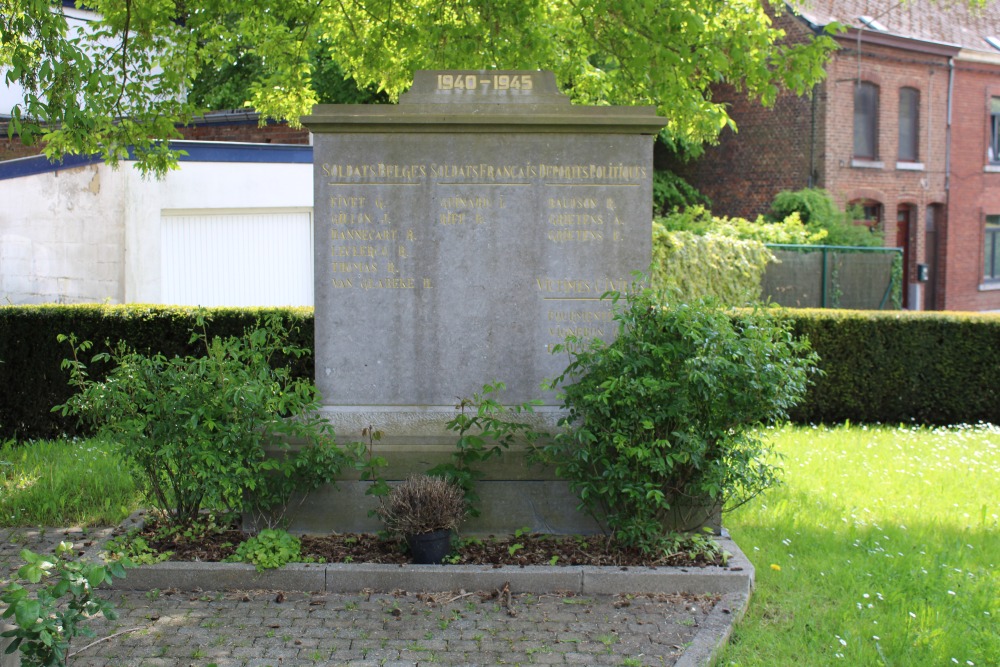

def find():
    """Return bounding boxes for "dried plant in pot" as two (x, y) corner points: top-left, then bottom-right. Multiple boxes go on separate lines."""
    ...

(377, 475), (467, 564)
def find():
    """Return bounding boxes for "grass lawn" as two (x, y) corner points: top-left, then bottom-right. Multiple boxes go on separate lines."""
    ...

(1, 425), (995, 666)
(720, 424), (999, 667)
(0, 437), (143, 527)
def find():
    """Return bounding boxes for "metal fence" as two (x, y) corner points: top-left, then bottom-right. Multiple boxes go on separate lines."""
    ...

(762, 245), (903, 310)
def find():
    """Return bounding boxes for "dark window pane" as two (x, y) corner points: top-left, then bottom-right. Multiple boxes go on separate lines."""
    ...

(854, 82), (878, 159)
(985, 217), (1000, 280)
(992, 99), (1000, 163)
(898, 88), (919, 161)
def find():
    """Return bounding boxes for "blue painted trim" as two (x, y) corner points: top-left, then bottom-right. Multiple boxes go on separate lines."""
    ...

(0, 142), (313, 181)
(173, 141), (313, 164)
(0, 153), (105, 180)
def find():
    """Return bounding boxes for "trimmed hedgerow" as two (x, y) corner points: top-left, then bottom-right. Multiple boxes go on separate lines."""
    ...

(778, 308), (1000, 426)
(0, 304), (312, 440)
(3, 305), (1000, 439)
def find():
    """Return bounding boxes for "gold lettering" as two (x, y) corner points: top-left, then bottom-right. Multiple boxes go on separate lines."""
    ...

(331, 212), (373, 226)
(440, 212), (465, 225)
(331, 245), (389, 258)
(331, 229), (398, 241)
(547, 229), (604, 243)
(330, 195), (367, 208)
(331, 262), (378, 273)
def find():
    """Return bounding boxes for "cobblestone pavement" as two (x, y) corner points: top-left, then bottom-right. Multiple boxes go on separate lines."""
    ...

(1, 528), (721, 667)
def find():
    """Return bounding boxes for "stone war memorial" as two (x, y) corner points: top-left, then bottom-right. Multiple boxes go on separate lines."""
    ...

(297, 70), (666, 533)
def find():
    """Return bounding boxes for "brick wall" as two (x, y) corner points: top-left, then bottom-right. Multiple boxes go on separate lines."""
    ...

(820, 39), (952, 306)
(665, 19), (957, 309)
(657, 86), (814, 219)
(941, 59), (1000, 311)
(0, 135), (45, 161)
(176, 119), (310, 144)
(658, 11), (818, 220)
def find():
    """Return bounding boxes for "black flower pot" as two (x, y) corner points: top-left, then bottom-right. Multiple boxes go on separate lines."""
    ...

(405, 529), (452, 564)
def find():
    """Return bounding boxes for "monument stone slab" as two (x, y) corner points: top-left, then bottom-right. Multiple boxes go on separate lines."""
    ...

(303, 71), (666, 447)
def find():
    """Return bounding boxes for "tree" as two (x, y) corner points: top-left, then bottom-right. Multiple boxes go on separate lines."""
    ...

(1, 0), (839, 176)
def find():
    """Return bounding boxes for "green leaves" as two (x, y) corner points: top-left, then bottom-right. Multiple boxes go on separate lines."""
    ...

(544, 284), (818, 552)
(0, 544), (126, 666)
(226, 528), (303, 571)
(2, 0), (837, 175)
(428, 381), (543, 518)
(55, 313), (349, 528)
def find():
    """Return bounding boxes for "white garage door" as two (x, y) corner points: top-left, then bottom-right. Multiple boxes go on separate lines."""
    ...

(161, 209), (313, 307)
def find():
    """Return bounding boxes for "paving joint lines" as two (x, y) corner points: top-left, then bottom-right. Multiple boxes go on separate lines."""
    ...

(1, 528), (755, 666)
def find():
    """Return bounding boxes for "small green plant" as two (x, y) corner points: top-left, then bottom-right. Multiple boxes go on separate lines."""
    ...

(225, 529), (302, 571)
(1, 542), (128, 666)
(103, 532), (173, 565)
(660, 528), (731, 564)
(428, 381), (543, 516)
(507, 543), (524, 557)
(351, 425), (389, 510)
(548, 555), (559, 566)
(54, 313), (350, 528)
(543, 282), (818, 552)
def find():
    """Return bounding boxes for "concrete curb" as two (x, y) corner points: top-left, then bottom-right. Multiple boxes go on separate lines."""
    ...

(675, 591), (751, 667)
(106, 533), (753, 666)
(111, 535), (754, 596)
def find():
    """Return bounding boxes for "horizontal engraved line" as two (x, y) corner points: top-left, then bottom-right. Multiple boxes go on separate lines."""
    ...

(436, 181), (531, 186)
(544, 182), (640, 187)
(326, 182), (420, 186)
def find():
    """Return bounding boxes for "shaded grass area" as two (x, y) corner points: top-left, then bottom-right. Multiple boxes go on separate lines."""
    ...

(721, 424), (999, 667)
(0, 438), (143, 527)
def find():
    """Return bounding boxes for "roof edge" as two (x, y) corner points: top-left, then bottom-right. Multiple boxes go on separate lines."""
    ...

(0, 141), (313, 182)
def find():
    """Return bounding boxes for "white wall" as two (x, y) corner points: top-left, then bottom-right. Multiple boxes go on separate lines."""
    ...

(0, 157), (313, 305)
(0, 162), (126, 303)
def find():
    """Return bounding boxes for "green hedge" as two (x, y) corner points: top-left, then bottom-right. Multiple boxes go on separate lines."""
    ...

(0, 305), (313, 440)
(3, 305), (1000, 439)
(779, 309), (1000, 425)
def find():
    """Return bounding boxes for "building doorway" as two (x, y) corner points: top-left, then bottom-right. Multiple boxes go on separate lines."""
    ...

(896, 204), (915, 309)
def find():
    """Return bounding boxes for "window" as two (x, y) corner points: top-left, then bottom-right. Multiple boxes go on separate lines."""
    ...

(990, 98), (1000, 163)
(985, 216), (1000, 281)
(854, 82), (879, 159)
(849, 198), (883, 230)
(898, 88), (919, 162)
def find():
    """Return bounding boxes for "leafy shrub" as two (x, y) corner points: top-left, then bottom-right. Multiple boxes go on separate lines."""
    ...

(54, 312), (349, 527)
(655, 205), (824, 245)
(651, 225), (774, 306)
(226, 529), (304, 571)
(377, 475), (467, 536)
(542, 286), (819, 551)
(652, 170), (710, 215)
(1, 541), (127, 666)
(770, 187), (884, 247)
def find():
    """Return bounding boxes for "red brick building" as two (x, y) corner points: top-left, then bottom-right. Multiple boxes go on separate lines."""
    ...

(666, 0), (1000, 311)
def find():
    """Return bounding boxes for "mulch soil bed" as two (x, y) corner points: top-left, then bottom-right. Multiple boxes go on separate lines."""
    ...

(127, 519), (727, 568)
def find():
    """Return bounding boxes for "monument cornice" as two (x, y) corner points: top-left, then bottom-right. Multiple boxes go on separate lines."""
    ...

(302, 106), (668, 135)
